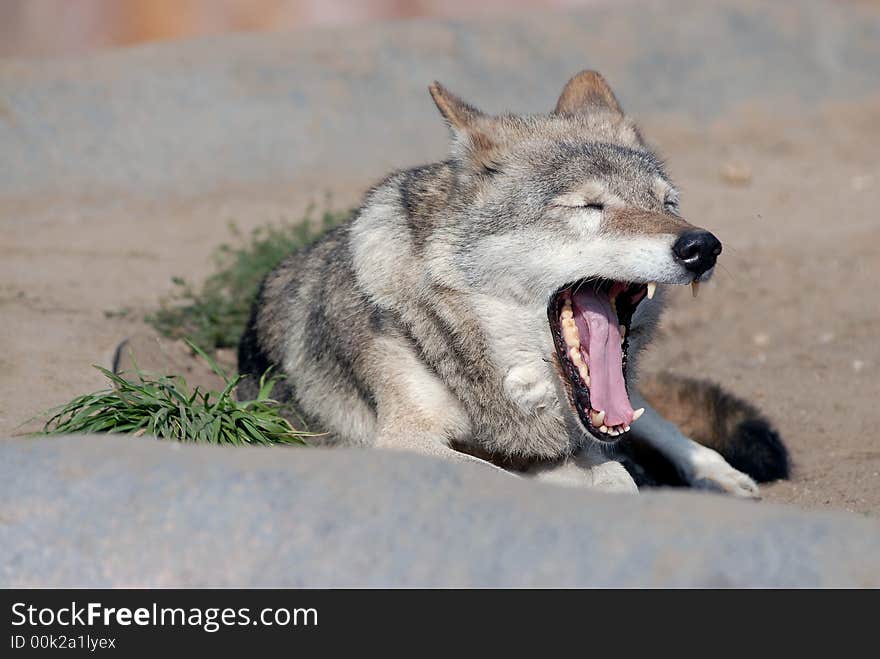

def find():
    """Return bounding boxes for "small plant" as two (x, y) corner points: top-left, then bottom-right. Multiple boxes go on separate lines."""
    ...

(147, 205), (349, 351)
(38, 341), (311, 446)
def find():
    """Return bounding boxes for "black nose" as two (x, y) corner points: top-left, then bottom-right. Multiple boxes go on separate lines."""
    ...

(672, 230), (722, 277)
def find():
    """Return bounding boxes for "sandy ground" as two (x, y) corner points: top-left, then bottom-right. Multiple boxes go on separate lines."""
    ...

(3, 95), (879, 515)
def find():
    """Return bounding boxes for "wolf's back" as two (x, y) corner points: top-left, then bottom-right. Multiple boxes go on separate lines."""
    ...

(622, 373), (790, 485)
(236, 223), (373, 428)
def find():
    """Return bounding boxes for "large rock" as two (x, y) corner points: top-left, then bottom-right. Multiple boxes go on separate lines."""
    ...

(2, 435), (879, 587)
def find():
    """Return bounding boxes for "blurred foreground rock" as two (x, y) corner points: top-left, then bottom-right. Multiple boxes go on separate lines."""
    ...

(2, 435), (879, 587)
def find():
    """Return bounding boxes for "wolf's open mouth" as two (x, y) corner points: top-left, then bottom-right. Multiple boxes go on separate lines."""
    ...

(548, 279), (654, 441)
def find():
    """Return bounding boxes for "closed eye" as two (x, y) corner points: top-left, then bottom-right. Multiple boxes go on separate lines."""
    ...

(582, 202), (604, 211)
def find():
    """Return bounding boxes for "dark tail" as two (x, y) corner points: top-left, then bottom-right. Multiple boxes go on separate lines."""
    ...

(624, 372), (790, 485)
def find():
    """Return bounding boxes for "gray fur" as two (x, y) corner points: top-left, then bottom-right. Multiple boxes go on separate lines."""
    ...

(238, 71), (782, 496)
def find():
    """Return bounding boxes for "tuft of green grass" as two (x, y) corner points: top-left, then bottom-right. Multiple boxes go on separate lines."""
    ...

(147, 205), (349, 351)
(38, 341), (312, 446)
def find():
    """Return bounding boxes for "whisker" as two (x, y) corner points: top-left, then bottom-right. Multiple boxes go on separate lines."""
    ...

(716, 261), (737, 282)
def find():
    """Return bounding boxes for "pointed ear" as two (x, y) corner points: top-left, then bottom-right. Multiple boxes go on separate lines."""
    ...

(429, 81), (484, 130)
(429, 82), (501, 174)
(554, 70), (624, 117)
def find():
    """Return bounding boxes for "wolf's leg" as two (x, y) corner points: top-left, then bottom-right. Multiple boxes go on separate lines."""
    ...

(636, 372), (789, 482)
(376, 430), (511, 473)
(626, 390), (760, 498)
(368, 337), (509, 475)
(526, 442), (638, 494)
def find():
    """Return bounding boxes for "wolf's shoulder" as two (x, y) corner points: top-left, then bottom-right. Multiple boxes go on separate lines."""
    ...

(356, 161), (454, 243)
(364, 160), (454, 203)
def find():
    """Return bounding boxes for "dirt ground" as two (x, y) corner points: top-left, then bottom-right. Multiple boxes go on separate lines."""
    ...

(3, 95), (879, 515)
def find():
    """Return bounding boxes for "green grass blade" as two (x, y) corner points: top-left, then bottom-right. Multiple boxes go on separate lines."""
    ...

(32, 346), (311, 446)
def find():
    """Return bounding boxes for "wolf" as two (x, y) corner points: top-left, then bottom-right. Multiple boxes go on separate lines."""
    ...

(238, 71), (789, 496)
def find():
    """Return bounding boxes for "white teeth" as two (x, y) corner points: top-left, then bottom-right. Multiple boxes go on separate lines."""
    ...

(619, 324), (626, 337)
(646, 282), (657, 299)
(570, 347), (590, 385)
(562, 310), (579, 347)
(590, 409), (606, 426)
(691, 281), (700, 298)
(561, 303), (574, 320)
(631, 407), (645, 422)
(596, 422), (629, 436)
(578, 363), (590, 386)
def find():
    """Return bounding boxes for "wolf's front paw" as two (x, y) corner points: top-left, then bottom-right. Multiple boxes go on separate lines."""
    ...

(687, 448), (760, 499)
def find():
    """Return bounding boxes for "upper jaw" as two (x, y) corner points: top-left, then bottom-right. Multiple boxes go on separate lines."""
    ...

(546, 264), (705, 302)
(545, 276), (686, 309)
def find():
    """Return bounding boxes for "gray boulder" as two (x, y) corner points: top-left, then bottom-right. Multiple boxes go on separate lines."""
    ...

(2, 435), (879, 587)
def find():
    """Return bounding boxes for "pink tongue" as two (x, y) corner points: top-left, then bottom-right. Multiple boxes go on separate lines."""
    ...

(571, 289), (634, 427)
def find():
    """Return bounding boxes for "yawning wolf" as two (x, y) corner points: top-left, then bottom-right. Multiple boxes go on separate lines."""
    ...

(238, 71), (789, 496)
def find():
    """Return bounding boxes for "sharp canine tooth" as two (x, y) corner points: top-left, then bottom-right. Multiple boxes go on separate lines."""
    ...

(646, 282), (657, 299)
(591, 409), (606, 426)
(691, 281), (700, 298)
(620, 324), (626, 337)
(623, 425), (630, 432)
(631, 407), (645, 422)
